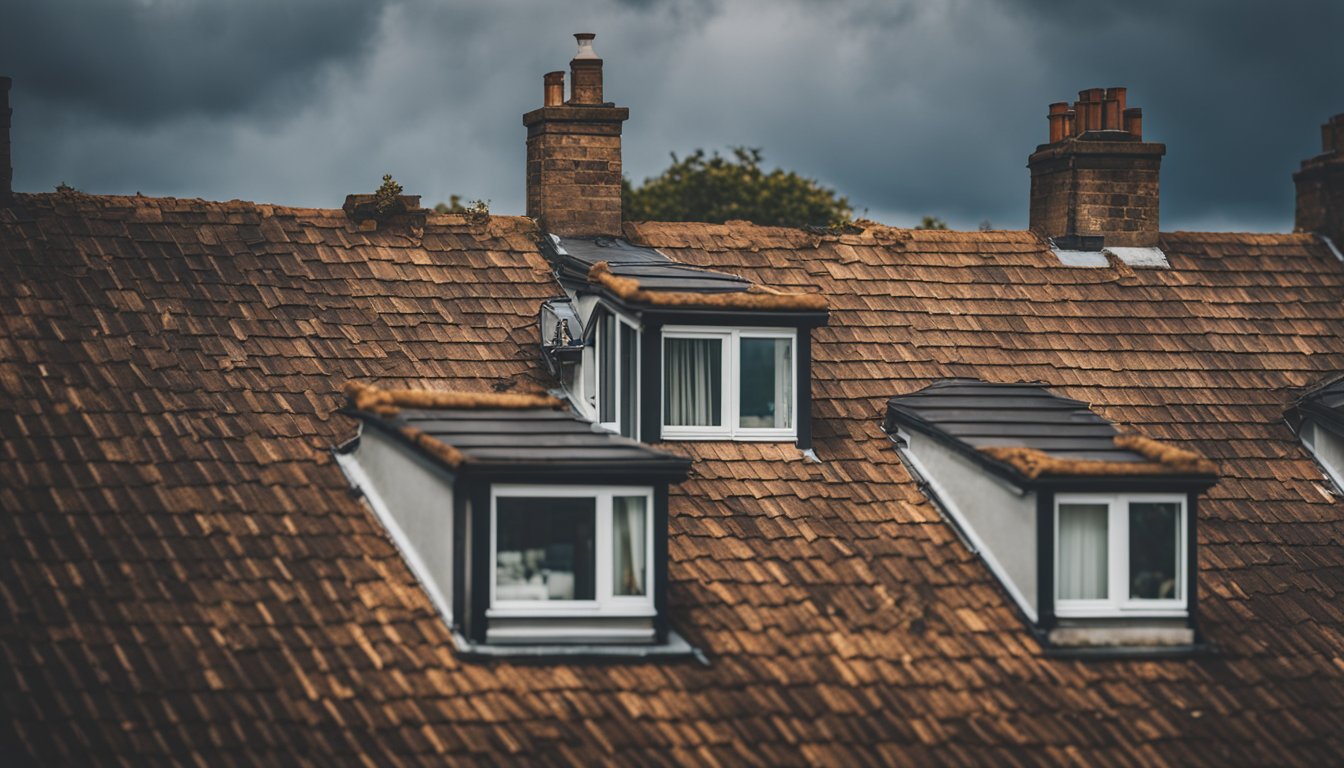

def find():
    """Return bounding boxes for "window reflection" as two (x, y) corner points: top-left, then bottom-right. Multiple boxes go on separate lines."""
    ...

(495, 497), (596, 601)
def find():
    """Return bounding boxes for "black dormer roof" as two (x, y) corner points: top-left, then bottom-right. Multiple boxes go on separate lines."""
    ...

(342, 384), (691, 482)
(549, 236), (751, 293)
(1286, 373), (1344, 436)
(885, 378), (1218, 489)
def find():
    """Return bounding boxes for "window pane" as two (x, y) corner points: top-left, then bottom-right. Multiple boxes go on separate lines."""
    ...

(739, 337), (792, 429)
(612, 496), (648, 596)
(664, 337), (722, 426)
(618, 322), (637, 438)
(598, 312), (616, 424)
(495, 497), (595, 601)
(1129, 502), (1180, 600)
(1059, 503), (1108, 600)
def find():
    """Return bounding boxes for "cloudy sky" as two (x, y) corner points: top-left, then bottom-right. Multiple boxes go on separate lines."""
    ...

(3, 0), (1340, 231)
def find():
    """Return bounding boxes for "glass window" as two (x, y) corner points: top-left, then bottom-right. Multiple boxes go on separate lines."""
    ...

(612, 496), (647, 597)
(1055, 494), (1187, 616)
(495, 497), (596, 602)
(739, 337), (792, 429)
(1129, 502), (1180, 600)
(619, 322), (637, 438)
(664, 337), (723, 427)
(491, 487), (655, 613)
(1058, 503), (1108, 600)
(598, 312), (617, 425)
(661, 328), (797, 439)
(596, 310), (639, 439)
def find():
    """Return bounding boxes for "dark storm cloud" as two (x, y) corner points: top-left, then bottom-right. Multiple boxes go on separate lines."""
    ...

(2, 0), (1339, 231)
(0, 0), (388, 124)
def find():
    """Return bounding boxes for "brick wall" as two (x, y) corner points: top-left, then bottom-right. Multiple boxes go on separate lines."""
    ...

(524, 105), (627, 237)
(1028, 138), (1166, 248)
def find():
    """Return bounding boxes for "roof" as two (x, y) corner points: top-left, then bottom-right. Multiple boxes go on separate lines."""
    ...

(343, 381), (691, 478)
(548, 234), (830, 313)
(4, 193), (1344, 764)
(885, 378), (1219, 482)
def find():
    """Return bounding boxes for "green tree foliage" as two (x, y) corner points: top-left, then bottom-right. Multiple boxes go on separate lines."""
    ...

(915, 216), (948, 230)
(623, 147), (852, 228)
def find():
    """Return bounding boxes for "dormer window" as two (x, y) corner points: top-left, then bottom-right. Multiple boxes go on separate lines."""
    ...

(1286, 374), (1344, 495)
(336, 382), (695, 657)
(539, 234), (827, 448)
(662, 327), (795, 440)
(1055, 494), (1186, 616)
(884, 379), (1218, 654)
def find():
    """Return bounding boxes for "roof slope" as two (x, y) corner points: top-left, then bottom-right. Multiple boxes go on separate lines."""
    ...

(3, 194), (1344, 764)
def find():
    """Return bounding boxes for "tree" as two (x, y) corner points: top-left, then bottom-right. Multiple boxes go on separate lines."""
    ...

(623, 147), (852, 228)
(915, 216), (948, 230)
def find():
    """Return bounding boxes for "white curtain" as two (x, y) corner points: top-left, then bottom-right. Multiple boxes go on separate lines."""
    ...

(1059, 503), (1108, 600)
(665, 338), (720, 426)
(613, 496), (646, 596)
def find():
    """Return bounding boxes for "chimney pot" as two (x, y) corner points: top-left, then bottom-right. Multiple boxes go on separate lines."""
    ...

(1048, 102), (1069, 144)
(544, 71), (564, 107)
(1124, 107), (1143, 139)
(1108, 87), (1127, 117)
(568, 32), (604, 104)
(574, 33), (598, 59)
(1102, 96), (1120, 131)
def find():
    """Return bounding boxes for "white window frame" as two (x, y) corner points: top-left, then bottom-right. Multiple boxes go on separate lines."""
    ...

(660, 325), (797, 441)
(1054, 492), (1188, 619)
(594, 307), (641, 440)
(488, 485), (655, 619)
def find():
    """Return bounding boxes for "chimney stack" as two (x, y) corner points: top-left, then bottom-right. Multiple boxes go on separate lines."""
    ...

(1028, 87), (1165, 248)
(1294, 113), (1344, 245)
(523, 33), (628, 237)
(1, 77), (12, 206)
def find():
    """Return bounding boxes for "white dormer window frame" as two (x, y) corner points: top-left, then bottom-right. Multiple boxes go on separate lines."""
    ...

(1054, 492), (1188, 619)
(660, 325), (797, 441)
(488, 484), (656, 619)
(594, 307), (640, 440)
(1299, 421), (1344, 494)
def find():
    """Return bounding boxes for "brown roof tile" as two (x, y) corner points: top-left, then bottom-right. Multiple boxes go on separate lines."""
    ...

(2, 195), (1344, 763)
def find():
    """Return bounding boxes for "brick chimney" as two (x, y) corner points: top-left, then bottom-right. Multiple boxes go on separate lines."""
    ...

(1, 77), (12, 206)
(1028, 88), (1165, 248)
(1294, 113), (1344, 245)
(523, 33), (628, 237)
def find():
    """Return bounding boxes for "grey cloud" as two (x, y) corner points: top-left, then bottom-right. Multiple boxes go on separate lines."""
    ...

(0, 0), (387, 124)
(3, 0), (1340, 232)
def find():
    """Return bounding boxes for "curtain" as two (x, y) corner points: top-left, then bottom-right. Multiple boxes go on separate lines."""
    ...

(613, 496), (646, 596)
(1058, 503), (1108, 600)
(665, 337), (721, 426)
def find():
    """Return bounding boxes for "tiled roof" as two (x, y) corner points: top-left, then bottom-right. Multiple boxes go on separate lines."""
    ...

(3, 193), (1344, 764)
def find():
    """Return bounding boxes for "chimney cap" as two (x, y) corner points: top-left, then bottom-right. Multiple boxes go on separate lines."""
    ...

(574, 33), (599, 59)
